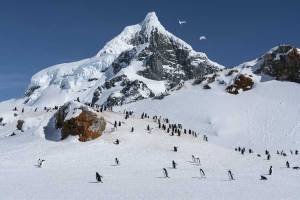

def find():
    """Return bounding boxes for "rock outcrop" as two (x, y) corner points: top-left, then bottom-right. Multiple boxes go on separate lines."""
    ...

(255, 45), (300, 83)
(226, 74), (254, 95)
(46, 102), (106, 142)
(239, 45), (300, 83)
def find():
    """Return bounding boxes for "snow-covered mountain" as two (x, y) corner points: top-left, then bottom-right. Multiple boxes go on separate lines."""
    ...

(238, 44), (300, 82)
(1, 12), (300, 200)
(1, 12), (300, 149)
(24, 12), (223, 107)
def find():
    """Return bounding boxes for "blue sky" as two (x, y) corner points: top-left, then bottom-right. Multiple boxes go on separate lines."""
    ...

(0, 0), (299, 101)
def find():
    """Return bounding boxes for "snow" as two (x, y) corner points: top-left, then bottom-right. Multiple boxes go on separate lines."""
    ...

(24, 11), (222, 107)
(119, 80), (300, 151)
(96, 24), (141, 56)
(237, 58), (259, 69)
(1, 12), (300, 200)
(119, 60), (166, 95)
(1, 65), (300, 199)
(64, 101), (85, 121)
(0, 108), (299, 200)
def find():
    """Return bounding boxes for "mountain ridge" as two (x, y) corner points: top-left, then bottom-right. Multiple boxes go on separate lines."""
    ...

(24, 12), (223, 107)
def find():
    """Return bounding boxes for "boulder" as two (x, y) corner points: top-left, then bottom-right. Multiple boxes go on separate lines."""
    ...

(226, 74), (254, 95)
(46, 102), (106, 142)
(203, 84), (211, 89)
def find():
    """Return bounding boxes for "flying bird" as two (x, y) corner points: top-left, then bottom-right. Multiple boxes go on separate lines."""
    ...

(199, 36), (207, 40)
(178, 19), (187, 25)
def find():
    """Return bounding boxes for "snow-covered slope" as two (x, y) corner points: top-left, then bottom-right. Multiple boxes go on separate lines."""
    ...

(24, 12), (223, 107)
(1, 12), (300, 200)
(118, 72), (300, 151)
(0, 109), (299, 200)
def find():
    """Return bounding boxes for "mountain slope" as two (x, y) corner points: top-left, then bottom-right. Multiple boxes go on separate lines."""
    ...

(0, 110), (299, 200)
(24, 12), (223, 107)
(118, 77), (300, 151)
(238, 45), (300, 82)
(0, 12), (300, 200)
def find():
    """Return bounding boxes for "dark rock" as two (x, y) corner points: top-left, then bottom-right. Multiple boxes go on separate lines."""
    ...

(112, 48), (137, 74)
(16, 120), (24, 131)
(105, 80), (154, 107)
(226, 69), (239, 76)
(207, 73), (218, 84)
(25, 85), (40, 97)
(91, 87), (102, 106)
(203, 84), (211, 89)
(103, 75), (126, 90)
(137, 28), (220, 88)
(255, 45), (300, 83)
(226, 74), (254, 94)
(47, 102), (106, 142)
(192, 77), (206, 85)
(88, 78), (99, 82)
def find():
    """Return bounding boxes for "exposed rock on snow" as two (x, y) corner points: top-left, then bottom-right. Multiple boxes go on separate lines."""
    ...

(226, 74), (254, 95)
(203, 84), (211, 89)
(106, 79), (155, 107)
(239, 45), (300, 83)
(191, 66), (258, 95)
(16, 120), (24, 131)
(45, 102), (106, 142)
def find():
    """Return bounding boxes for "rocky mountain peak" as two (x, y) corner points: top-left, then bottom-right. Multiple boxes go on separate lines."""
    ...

(24, 12), (223, 107)
(140, 12), (164, 33)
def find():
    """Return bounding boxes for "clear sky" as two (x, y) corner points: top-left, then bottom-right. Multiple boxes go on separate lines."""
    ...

(0, 0), (299, 101)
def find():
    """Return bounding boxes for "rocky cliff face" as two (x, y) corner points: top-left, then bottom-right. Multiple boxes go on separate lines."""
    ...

(256, 45), (300, 83)
(240, 45), (300, 83)
(91, 13), (223, 106)
(136, 28), (219, 84)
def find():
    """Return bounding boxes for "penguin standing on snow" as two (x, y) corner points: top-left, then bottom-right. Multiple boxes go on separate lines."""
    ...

(37, 159), (45, 168)
(115, 157), (119, 165)
(163, 168), (169, 178)
(192, 155), (195, 163)
(200, 168), (206, 178)
(172, 160), (177, 169)
(96, 172), (103, 183)
(269, 166), (273, 175)
(286, 161), (290, 168)
(113, 139), (120, 145)
(196, 157), (201, 165)
(228, 170), (234, 180)
(173, 146), (178, 152)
